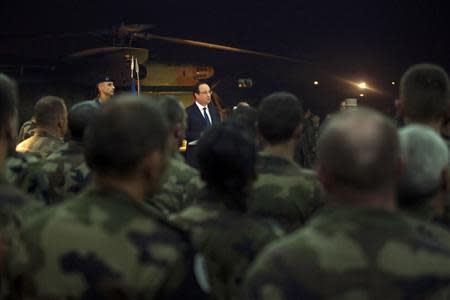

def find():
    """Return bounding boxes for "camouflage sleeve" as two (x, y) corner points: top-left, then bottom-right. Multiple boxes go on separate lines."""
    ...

(242, 248), (293, 300)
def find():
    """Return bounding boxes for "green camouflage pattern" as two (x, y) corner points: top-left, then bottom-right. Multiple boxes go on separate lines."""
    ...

(145, 154), (202, 214)
(244, 207), (450, 300)
(15, 130), (65, 159)
(0, 174), (43, 278)
(249, 153), (325, 232)
(39, 141), (91, 204)
(17, 119), (36, 144)
(6, 185), (205, 299)
(4, 153), (49, 202)
(171, 198), (284, 300)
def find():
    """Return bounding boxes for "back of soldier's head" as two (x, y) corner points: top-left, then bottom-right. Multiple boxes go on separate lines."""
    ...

(398, 125), (449, 206)
(197, 121), (257, 211)
(155, 95), (186, 129)
(258, 92), (304, 145)
(229, 105), (258, 139)
(400, 63), (450, 122)
(68, 104), (98, 141)
(84, 95), (168, 177)
(34, 96), (66, 128)
(318, 108), (399, 191)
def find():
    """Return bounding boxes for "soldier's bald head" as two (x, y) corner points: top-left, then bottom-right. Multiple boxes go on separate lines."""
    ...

(317, 108), (400, 191)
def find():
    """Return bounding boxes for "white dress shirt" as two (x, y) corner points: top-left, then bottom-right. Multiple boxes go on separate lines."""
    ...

(195, 101), (212, 124)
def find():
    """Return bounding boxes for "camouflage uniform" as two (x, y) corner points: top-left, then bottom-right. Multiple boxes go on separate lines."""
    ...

(4, 153), (49, 202)
(17, 118), (37, 144)
(40, 141), (91, 204)
(15, 130), (65, 159)
(146, 153), (202, 215)
(249, 153), (325, 232)
(171, 195), (284, 300)
(0, 173), (43, 292)
(6, 184), (206, 299)
(244, 207), (450, 300)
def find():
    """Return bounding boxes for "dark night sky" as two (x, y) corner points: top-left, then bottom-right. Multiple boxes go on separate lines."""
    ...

(1, 0), (449, 114)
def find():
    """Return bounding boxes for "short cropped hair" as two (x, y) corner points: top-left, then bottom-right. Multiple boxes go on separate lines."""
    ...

(34, 96), (66, 128)
(193, 81), (209, 96)
(197, 121), (257, 211)
(258, 92), (304, 144)
(400, 63), (450, 122)
(68, 104), (98, 141)
(318, 108), (399, 191)
(84, 95), (168, 176)
(398, 125), (449, 204)
(0, 73), (18, 129)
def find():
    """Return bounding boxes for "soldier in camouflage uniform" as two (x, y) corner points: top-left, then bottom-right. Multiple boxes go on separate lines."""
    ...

(397, 125), (450, 248)
(16, 96), (67, 158)
(0, 74), (43, 295)
(250, 92), (324, 232)
(396, 64), (450, 228)
(6, 96), (206, 299)
(16, 103), (97, 205)
(146, 95), (202, 214)
(171, 121), (284, 300)
(244, 108), (450, 299)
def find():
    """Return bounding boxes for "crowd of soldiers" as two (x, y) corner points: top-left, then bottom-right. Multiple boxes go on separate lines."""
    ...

(1, 62), (450, 299)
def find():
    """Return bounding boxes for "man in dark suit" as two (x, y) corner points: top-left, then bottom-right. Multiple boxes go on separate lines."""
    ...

(185, 82), (221, 168)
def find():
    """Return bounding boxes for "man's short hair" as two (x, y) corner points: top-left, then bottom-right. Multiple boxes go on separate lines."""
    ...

(258, 92), (304, 144)
(400, 63), (450, 122)
(84, 95), (168, 177)
(317, 108), (399, 191)
(34, 96), (66, 128)
(0, 73), (18, 130)
(398, 125), (449, 205)
(193, 81), (209, 96)
(68, 104), (98, 141)
(155, 95), (186, 129)
(197, 121), (257, 211)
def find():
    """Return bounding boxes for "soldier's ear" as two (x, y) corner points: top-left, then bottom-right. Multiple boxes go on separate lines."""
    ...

(293, 123), (303, 140)
(316, 164), (334, 192)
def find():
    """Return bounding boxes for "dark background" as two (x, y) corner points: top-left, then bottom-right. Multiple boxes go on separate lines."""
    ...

(1, 0), (449, 119)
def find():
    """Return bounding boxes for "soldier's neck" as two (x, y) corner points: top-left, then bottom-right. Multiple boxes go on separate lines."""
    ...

(96, 175), (146, 202)
(263, 140), (296, 162)
(98, 94), (110, 104)
(329, 186), (397, 212)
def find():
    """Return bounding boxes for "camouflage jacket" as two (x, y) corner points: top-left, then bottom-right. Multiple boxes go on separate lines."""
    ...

(244, 207), (450, 300)
(146, 154), (202, 215)
(249, 153), (325, 232)
(40, 141), (91, 204)
(16, 130), (65, 159)
(171, 196), (284, 300)
(17, 119), (37, 144)
(4, 153), (49, 202)
(6, 184), (206, 300)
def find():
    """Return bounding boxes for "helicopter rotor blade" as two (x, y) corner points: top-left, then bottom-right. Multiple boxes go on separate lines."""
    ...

(133, 33), (313, 65)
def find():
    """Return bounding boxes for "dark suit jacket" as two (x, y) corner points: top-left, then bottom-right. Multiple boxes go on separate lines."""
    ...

(185, 103), (221, 143)
(185, 102), (221, 168)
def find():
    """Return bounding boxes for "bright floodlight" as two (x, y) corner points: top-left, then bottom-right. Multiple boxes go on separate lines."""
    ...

(314, 81), (319, 85)
(391, 81), (396, 85)
(359, 93), (365, 97)
(358, 82), (367, 89)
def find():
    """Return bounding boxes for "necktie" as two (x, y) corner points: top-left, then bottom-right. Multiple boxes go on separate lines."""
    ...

(203, 107), (211, 125)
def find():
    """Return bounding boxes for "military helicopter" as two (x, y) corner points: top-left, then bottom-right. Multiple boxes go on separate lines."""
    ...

(0, 23), (308, 119)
